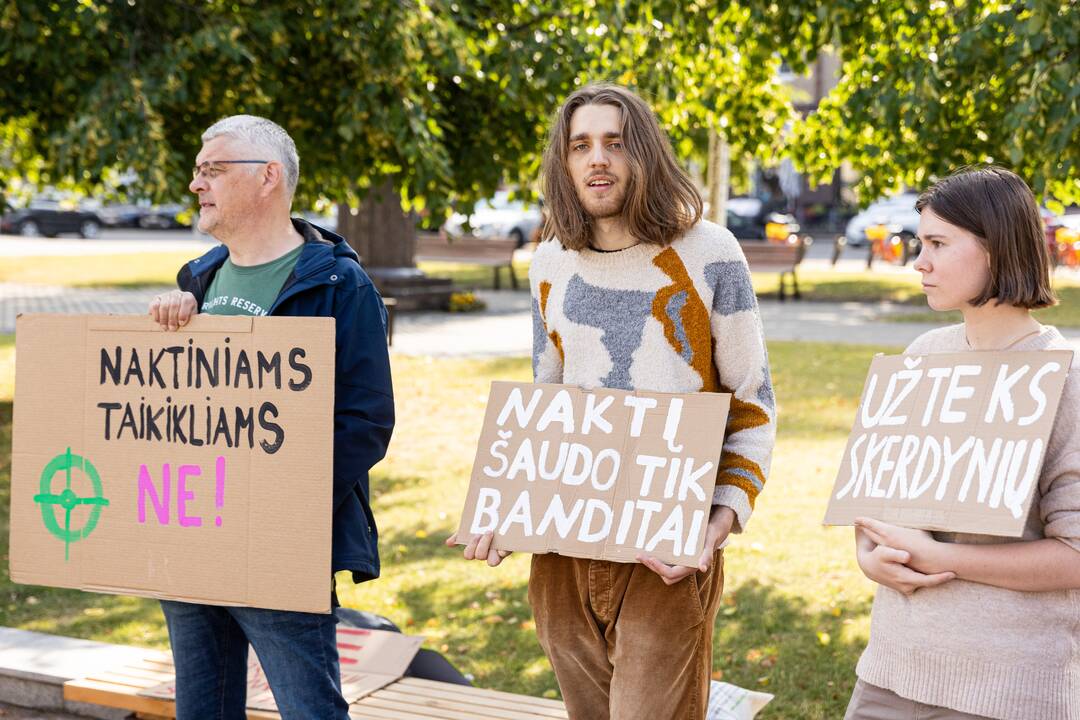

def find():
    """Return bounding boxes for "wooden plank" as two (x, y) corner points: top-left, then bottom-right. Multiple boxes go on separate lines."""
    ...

(381, 682), (567, 718)
(395, 678), (568, 713)
(64, 678), (177, 717)
(374, 687), (555, 720)
(65, 674), (279, 720)
(65, 660), (566, 720)
(357, 695), (486, 720)
(92, 665), (174, 683)
(81, 670), (158, 691)
(350, 699), (436, 719)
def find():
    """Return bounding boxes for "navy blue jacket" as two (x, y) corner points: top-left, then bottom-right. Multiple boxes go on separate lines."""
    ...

(177, 219), (394, 581)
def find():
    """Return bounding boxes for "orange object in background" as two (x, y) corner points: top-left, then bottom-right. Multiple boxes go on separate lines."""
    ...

(1055, 225), (1080, 268)
(866, 223), (906, 264)
(765, 221), (791, 243)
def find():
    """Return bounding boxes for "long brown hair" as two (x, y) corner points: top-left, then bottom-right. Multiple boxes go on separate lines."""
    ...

(916, 166), (1056, 309)
(540, 83), (702, 250)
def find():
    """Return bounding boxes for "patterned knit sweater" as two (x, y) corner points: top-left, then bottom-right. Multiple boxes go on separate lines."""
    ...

(857, 324), (1080, 720)
(529, 220), (776, 532)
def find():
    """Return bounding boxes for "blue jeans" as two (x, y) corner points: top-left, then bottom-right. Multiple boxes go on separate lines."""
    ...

(160, 600), (349, 720)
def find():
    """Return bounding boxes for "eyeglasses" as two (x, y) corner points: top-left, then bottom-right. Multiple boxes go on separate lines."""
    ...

(191, 160), (269, 181)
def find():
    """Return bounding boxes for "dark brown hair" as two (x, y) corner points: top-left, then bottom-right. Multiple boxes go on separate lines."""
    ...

(539, 83), (702, 250)
(916, 165), (1056, 309)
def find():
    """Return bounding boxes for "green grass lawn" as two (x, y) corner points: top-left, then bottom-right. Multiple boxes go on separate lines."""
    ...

(0, 337), (895, 718)
(0, 253), (192, 289)
(886, 283), (1080, 327)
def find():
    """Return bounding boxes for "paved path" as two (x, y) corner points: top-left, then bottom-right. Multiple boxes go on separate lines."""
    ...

(0, 229), (213, 257)
(0, 702), (88, 719)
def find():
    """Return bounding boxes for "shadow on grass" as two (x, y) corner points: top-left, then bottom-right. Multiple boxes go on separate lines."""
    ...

(373, 535), (871, 719)
(713, 580), (869, 719)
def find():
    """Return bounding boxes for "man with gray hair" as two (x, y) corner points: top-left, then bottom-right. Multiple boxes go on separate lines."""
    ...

(149, 115), (394, 719)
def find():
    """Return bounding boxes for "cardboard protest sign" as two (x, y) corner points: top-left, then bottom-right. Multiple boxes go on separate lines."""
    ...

(824, 350), (1072, 536)
(456, 382), (730, 566)
(9, 314), (335, 613)
(140, 627), (423, 711)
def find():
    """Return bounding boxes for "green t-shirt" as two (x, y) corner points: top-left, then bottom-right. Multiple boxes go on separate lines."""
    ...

(201, 244), (304, 316)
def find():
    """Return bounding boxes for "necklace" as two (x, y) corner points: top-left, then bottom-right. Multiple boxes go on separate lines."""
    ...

(589, 241), (641, 253)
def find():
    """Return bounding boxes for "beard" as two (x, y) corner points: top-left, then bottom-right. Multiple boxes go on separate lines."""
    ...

(576, 183), (627, 221)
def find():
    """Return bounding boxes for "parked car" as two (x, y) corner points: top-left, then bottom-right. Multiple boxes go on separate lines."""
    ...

(443, 190), (541, 248)
(0, 200), (103, 238)
(97, 202), (191, 229)
(136, 203), (189, 229)
(844, 193), (920, 248)
(96, 203), (146, 228)
(701, 197), (801, 241)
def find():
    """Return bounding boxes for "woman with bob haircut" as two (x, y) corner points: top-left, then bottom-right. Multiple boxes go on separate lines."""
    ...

(845, 166), (1080, 720)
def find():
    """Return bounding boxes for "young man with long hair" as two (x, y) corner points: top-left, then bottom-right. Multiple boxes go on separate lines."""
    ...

(452, 83), (776, 718)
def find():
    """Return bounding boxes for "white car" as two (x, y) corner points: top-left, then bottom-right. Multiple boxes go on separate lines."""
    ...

(443, 190), (541, 247)
(844, 193), (920, 247)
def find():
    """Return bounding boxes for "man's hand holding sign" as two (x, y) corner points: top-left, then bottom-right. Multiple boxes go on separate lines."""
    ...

(450, 382), (731, 580)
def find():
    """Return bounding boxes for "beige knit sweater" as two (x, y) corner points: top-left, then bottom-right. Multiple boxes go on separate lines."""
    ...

(529, 220), (776, 532)
(856, 324), (1080, 720)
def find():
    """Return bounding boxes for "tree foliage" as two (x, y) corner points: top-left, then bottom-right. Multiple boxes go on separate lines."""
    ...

(776, 0), (1080, 206)
(2, 0), (1077, 212)
(0, 0), (805, 213)
(0, 0), (584, 211)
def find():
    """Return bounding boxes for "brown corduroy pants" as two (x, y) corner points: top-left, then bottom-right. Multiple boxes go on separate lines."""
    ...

(528, 550), (725, 720)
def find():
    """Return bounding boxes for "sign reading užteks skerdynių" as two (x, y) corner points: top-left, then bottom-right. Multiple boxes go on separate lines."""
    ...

(456, 382), (731, 566)
(9, 314), (335, 613)
(823, 350), (1072, 536)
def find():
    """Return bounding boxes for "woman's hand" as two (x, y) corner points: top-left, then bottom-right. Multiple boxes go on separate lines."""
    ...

(855, 517), (951, 574)
(854, 523), (955, 596)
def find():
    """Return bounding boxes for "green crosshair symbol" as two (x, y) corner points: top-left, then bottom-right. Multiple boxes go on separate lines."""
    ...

(32, 448), (110, 561)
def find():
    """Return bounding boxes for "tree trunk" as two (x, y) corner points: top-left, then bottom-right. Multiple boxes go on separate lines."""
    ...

(335, 179), (452, 310)
(336, 180), (415, 268)
(706, 128), (730, 227)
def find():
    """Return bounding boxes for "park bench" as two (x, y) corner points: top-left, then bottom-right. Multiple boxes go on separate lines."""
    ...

(740, 236), (810, 301)
(63, 651), (569, 720)
(415, 231), (521, 290)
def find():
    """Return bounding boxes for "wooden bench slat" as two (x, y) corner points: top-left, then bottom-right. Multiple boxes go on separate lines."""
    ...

(395, 677), (567, 712)
(379, 682), (566, 717)
(349, 704), (427, 720)
(357, 695), (488, 720)
(80, 670), (160, 690)
(413, 232), (521, 290)
(66, 660), (567, 720)
(739, 238), (809, 300)
(374, 687), (554, 720)
(92, 665), (175, 683)
(65, 678), (177, 717)
(349, 709), (399, 720)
